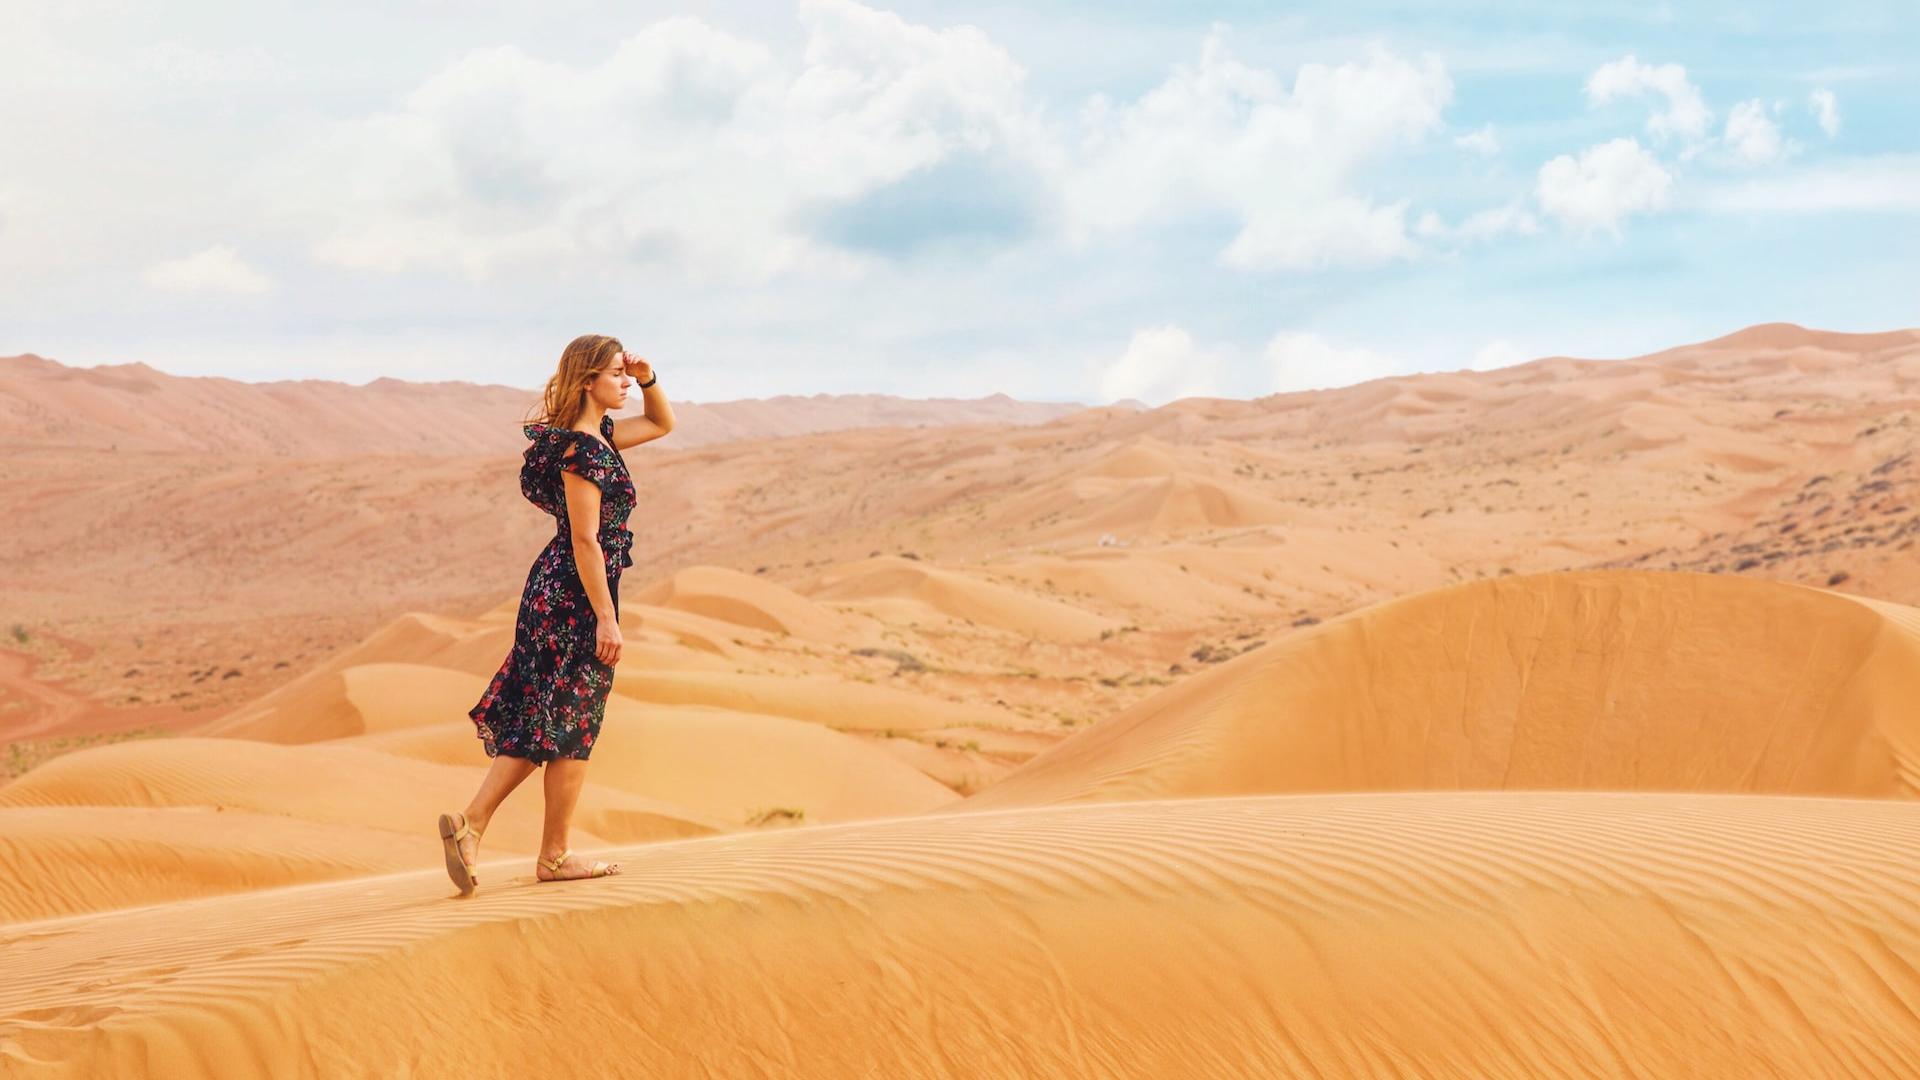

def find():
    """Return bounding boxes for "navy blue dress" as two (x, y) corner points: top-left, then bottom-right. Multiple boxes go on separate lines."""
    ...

(469, 415), (636, 763)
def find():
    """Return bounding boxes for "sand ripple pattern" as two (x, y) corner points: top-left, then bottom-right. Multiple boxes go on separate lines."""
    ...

(5, 791), (1920, 1078)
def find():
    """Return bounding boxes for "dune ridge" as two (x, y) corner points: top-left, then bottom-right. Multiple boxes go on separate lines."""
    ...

(965, 570), (1920, 809)
(0, 353), (1086, 455)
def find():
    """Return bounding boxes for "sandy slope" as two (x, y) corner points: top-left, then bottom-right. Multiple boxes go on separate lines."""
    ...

(965, 570), (1920, 809)
(0, 807), (427, 923)
(0, 738), (723, 851)
(354, 698), (960, 824)
(630, 564), (864, 640)
(198, 662), (483, 743)
(603, 668), (1034, 734)
(4, 793), (1920, 1078)
(802, 555), (1124, 641)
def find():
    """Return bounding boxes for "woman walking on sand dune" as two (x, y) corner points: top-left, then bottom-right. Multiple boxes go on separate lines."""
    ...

(437, 334), (676, 895)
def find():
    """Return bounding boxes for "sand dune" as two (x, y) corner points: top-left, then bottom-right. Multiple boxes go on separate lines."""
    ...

(195, 613), (749, 744)
(0, 807), (427, 922)
(1076, 437), (1183, 479)
(292, 610), (517, 680)
(1667, 321), (1920, 356)
(630, 564), (863, 641)
(0, 738), (724, 852)
(6, 793), (1920, 1078)
(803, 555), (1121, 640)
(978, 548), (1259, 617)
(605, 668), (1035, 735)
(199, 662), (482, 742)
(355, 697), (960, 823)
(615, 602), (794, 660)
(12, 325), (1920, 1074)
(1033, 465), (1298, 537)
(965, 570), (1920, 809)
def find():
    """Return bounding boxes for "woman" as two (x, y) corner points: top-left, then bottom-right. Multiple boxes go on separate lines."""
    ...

(437, 334), (676, 895)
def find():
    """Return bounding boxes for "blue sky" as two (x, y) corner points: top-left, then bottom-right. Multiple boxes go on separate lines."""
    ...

(2, 1), (1914, 403)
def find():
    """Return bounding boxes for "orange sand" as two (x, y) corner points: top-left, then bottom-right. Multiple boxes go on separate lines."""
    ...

(6, 794), (1920, 1077)
(6, 324), (1920, 1076)
(964, 570), (1920, 809)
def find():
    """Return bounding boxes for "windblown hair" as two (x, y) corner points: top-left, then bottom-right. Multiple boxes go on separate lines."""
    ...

(526, 334), (624, 430)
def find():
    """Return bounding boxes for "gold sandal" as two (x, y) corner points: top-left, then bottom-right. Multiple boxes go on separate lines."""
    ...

(437, 811), (480, 895)
(538, 848), (618, 881)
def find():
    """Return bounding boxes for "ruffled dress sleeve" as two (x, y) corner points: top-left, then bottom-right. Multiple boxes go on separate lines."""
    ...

(520, 423), (612, 516)
(557, 437), (614, 491)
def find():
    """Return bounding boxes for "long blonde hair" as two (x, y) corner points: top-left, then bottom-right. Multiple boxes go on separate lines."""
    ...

(526, 334), (624, 430)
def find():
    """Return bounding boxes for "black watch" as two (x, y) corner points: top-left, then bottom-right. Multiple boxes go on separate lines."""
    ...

(637, 374), (657, 389)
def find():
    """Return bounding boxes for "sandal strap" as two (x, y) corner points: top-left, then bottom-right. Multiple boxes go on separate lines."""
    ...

(541, 849), (572, 872)
(447, 812), (478, 842)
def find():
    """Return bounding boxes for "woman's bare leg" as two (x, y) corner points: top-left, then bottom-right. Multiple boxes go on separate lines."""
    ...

(537, 758), (620, 879)
(463, 753), (537, 838)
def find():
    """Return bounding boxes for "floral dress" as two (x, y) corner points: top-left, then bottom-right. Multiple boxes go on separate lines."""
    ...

(468, 415), (636, 763)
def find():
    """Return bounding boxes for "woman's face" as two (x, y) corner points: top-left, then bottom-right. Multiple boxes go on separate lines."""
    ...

(586, 358), (630, 409)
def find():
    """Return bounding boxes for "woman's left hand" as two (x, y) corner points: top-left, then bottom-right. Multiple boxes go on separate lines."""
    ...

(620, 351), (653, 382)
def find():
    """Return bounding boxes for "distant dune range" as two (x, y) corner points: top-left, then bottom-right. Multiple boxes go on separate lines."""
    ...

(7, 325), (1920, 1075)
(4, 324), (1918, 734)
(0, 352), (1088, 455)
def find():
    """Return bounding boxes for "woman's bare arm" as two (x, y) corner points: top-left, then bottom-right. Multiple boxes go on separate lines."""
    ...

(612, 354), (675, 450)
(561, 468), (617, 623)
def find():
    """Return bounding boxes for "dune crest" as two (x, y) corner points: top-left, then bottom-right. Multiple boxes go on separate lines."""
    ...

(630, 565), (862, 641)
(199, 662), (482, 743)
(965, 570), (1920, 809)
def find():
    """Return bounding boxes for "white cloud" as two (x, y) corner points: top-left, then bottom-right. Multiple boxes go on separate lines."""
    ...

(1469, 339), (1531, 371)
(1722, 99), (1790, 166)
(1416, 204), (1538, 243)
(267, 9), (1459, 282)
(142, 245), (273, 294)
(139, 40), (290, 87)
(1063, 32), (1453, 270)
(0, 185), (21, 239)
(1536, 137), (1672, 235)
(269, 2), (1045, 281)
(1585, 54), (1711, 144)
(1265, 331), (1406, 393)
(1453, 123), (1500, 156)
(1094, 325), (1224, 404)
(1705, 154), (1920, 214)
(1809, 88), (1841, 138)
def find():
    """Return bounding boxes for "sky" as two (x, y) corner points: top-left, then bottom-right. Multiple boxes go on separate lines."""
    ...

(2, 1), (1915, 403)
